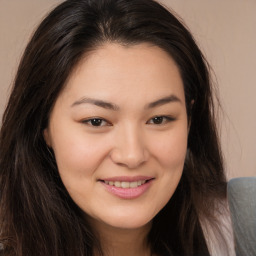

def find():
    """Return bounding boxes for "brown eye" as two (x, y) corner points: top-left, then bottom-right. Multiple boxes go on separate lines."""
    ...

(90, 119), (104, 126)
(147, 116), (175, 125)
(82, 118), (110, 127)
(152, 116), (164, 124)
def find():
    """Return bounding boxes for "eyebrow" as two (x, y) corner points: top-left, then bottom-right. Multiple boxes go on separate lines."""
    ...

(145, 94), (181, 109)
(71, 94), (181, 110)
(71, 97), (120, 111)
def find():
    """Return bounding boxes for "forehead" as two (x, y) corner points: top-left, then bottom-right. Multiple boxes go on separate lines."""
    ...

(61, 43), (185, 104)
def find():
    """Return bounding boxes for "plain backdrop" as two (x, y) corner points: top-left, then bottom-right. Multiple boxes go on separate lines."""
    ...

(0, 0), (255, 179)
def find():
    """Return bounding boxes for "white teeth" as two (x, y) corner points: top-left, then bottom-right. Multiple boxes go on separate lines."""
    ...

(104, 180), (148, 188)
(121, 182), (129, 188)
(114, 181), (121, 187)
(130, 181), (138, 188)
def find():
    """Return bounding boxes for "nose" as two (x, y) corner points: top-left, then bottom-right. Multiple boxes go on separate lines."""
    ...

(110, 125), (149, 169)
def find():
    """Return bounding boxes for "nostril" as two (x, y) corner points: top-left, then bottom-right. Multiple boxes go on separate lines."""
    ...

(114, 161), (128, 168)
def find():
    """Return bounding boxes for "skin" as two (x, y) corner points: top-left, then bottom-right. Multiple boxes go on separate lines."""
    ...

(44, 43), (189, 255)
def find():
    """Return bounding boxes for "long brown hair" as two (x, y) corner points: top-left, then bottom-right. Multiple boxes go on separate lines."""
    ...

(0, 0), (227, 255)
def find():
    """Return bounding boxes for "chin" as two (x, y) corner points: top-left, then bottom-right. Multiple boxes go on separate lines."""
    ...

(91, 210), (155, 231)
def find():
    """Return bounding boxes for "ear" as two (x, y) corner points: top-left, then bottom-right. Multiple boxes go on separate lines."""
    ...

(43, 128), (52, 147)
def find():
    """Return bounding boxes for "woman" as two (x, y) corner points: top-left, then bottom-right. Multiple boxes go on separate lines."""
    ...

(0, 0), (234, 255)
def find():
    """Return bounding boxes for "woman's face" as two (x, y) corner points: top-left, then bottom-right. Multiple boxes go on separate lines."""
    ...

(44, 43), (188, 230)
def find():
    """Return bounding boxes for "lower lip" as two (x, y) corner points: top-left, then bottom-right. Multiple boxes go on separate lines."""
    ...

(101, 180), (153, 199)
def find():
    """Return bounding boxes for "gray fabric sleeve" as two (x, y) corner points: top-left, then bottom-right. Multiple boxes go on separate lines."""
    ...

(227, 177), (256, 256)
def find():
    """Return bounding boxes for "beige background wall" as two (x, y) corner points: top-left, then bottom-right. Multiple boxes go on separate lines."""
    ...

(0, 0), (255, 179)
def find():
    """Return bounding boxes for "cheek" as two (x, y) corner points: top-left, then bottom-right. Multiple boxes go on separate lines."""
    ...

(51, 132), (111, 207)
(51, 130), (110, 181)
(147, 126), (188, 208)
(151, 127), (188, 169)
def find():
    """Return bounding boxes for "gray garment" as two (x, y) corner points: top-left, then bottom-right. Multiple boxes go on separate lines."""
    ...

(227, 177), (256, 256)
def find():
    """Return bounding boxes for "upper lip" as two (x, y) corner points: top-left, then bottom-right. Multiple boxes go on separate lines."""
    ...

(99, 176), (154, 182)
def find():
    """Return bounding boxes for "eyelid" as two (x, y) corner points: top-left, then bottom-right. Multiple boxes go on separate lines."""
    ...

(146, 115), (176, 125)
(80, 115), (175, 127)
(81, 117), (112, 127)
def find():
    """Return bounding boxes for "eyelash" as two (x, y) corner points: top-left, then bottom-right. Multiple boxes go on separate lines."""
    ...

(146, 116), (176, 125)
(81, 115), (175, 127)
(81, 118), (111, 127)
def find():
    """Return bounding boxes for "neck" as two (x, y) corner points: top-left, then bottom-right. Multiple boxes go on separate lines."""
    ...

(92, 220), (152, 256)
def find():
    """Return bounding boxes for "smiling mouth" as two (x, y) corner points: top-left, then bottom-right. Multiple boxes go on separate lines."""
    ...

(99, 177), (154, 199)
(103, 180), (147, 188)
(99, 176), (154, 189)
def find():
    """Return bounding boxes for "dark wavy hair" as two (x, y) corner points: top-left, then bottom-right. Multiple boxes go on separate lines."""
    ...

(0, 0), (227, 255)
